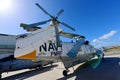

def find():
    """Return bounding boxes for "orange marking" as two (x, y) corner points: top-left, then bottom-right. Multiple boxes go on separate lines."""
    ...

(17, 50), (36, 61)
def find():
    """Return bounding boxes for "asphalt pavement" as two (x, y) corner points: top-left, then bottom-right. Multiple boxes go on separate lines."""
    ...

(2, 54), (120, 80)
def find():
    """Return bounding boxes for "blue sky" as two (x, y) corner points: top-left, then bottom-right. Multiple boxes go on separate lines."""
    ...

(0, 0), (120, 48)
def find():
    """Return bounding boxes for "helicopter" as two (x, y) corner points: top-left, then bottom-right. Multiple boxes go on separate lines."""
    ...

(0, 34), (54, 79)
(14, 3), (104, 76)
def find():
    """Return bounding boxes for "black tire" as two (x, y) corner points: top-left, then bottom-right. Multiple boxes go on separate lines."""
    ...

(0, 74), (1, 79)
(63, 70), (68, 76)
(38, 65), (42, 70)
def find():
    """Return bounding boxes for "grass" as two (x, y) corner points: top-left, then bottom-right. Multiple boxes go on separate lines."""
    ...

(105, 46), (120, 52)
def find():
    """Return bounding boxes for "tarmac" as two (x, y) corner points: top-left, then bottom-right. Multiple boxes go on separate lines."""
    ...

(1, 53), (120, 80)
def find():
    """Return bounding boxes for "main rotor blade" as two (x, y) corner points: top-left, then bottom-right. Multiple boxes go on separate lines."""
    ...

(36, 3), (53, 18)
(21, 19), (51, 28)
(60, 22), (75, 31)
(67, 38), (85, 58)
(56, 9), (64, 19)
(60, 31), (85, 38)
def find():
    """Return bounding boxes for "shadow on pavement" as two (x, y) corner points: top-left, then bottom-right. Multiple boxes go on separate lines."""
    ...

(2, 64), (58, 80)
(58, 57), (120, 80)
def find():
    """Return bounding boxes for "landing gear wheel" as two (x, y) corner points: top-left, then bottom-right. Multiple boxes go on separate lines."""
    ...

(38, 65), (43, 70)
(0, 74), (1, 79)
(63, 70), (68, 76)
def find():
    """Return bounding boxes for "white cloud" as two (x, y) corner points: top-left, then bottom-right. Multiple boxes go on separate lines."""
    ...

(93, 30), (117, 43)
(99, 30), (117, 40)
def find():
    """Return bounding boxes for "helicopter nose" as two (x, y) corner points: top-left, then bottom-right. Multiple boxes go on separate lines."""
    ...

(96, 50), (104, 59)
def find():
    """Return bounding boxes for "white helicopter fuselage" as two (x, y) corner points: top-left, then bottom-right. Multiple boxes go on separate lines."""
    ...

(36, 41), (96, 68)
(14, 25), (97, 69)
(37, 41), (94, 60)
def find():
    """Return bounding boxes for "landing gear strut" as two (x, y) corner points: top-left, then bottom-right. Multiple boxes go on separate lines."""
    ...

(38, 65), (43, 70)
